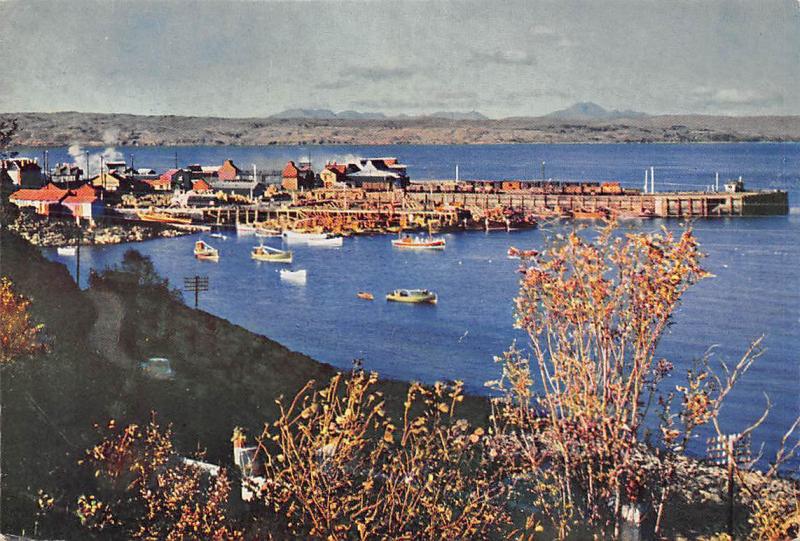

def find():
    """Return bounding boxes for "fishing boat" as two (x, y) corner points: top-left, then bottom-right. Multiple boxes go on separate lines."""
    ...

(251, 244), (292, 263)
(386, 289), (438, 304)
(255, 227), (282, 238)
(279, 269), (307, 284)
(391, 236), (446, 250)
(57, 246), (77, 256)
(236, 222), (258, 234)
(307, 235), (343, 247)
(194, 240), (219, 261)
(138, 211), (193, 225)
(357, 291), (374, 300)
(282, 230), (328, 242)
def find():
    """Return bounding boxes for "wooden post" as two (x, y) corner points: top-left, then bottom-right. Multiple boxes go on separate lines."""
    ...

(727, 438), (735, 537)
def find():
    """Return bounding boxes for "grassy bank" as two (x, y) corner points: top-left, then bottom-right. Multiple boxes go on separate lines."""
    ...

(0, 230), (487, 537)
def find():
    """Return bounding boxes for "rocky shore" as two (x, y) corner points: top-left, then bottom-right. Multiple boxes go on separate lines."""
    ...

(6, 210), (190, 246)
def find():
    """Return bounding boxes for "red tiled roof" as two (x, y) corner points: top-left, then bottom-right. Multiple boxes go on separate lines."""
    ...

(63, 184), (99, 204)
(159, 168), (180, 181)
(10, 183), (68, 202)
(192, 179), (211, 191)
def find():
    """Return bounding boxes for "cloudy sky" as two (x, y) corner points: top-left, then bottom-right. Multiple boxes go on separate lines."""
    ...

(1, 0), (798, 118)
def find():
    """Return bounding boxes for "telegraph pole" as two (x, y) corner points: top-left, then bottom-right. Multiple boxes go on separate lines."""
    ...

(183, 275), (209, 309)
(75, 227), (82, 287)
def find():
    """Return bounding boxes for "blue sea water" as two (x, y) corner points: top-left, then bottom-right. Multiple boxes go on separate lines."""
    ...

(28, 143), (800, 467)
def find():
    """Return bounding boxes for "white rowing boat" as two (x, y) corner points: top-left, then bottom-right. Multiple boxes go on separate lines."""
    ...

(306, 235), (343, 247)
(279, 269), (307, 284)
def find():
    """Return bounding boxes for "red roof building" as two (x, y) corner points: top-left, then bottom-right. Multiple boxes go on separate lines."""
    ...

(281, 161), (316, 191)
(217, 159), (241, 181)
(10, 183), (103, 221)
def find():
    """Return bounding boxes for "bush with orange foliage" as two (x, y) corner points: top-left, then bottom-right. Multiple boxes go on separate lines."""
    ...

(245, 369), (533, 539)
(76, 416), (242, 540)
(490, 223), (799, 539)
(0, 276), (45, 366)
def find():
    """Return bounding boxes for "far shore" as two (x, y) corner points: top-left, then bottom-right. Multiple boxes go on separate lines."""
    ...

(5, 111), (800, 146)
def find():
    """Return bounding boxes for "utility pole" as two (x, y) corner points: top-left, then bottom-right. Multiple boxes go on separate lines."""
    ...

(174, 151), (178, 169)
(541, 160), (546, 181)
(75, 227), (83, 287)
(183, 275), (209, 309)
(85, 151), (90, 181)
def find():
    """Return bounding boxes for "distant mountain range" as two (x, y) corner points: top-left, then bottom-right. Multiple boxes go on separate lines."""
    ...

(5, 110), (798, 146)
(544, 102), (648, 121)
(269, 109), (489, 121)
(268, 103), (646, 121)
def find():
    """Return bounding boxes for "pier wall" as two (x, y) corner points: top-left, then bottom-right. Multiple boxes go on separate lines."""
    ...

(399, 190), (787, 217)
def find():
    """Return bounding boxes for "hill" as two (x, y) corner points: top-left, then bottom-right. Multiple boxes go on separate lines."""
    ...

(3, 111), (799, 146)
(544, 101), (648, 120)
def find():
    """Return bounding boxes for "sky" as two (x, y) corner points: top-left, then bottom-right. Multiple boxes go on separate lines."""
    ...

(0, 0), (798, 118)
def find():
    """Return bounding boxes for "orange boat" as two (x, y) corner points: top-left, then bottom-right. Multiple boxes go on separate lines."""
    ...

(571, 209), (609, 220)
(357, 291), (374, 300)
(138, 211), (193, 225)
(391, 236), (446, 250)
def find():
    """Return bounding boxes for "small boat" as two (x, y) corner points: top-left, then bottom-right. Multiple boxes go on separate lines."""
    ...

(255, 227), (282, 238)
(280, 269), (307, 284)
(282, 230), (328, 242)
(507, 247), (539, 260)
(391, 236), (446, 250)
(138, 211), (193, 225)
(307, 235), (343, 247)
(386, 289), (438, 304)
(571, 209), (609, 220)
(357, 291), (374, 301)
(251, 244), (292, 263)
(210, 233), (227, 240)
(194, 240), (219, 261)
(57, 246), (77, 256)
(236, 222), (258, 234)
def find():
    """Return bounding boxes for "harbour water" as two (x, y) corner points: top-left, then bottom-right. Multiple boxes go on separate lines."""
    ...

(37, 143), (800, 466)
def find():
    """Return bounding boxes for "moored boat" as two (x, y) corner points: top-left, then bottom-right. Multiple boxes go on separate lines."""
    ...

(251, 244), (293, 263)
(571, 208), (609, 220)
(255, 227), (282, 238)
(386, 289), (438, 304)
(507, 247), (539, 260)
(391, 236), (446, 250)
(307, 235), (343, 247)
(279, 269), (307, 284)
(138, 211), (193, 225)
(236, 222), (258, 234)
(282, 230), (328, 242)
(194, 240), (219, 261)
(57, 246), (77, 256)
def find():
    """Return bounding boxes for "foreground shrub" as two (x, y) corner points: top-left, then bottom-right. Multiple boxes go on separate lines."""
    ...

(76, 416), (241, 539)
(246, 370), (531, 539)
(0, 275), (45, 366)
(490, 223), (799, 539)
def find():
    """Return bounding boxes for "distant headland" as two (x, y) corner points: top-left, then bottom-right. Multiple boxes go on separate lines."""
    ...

(4, 103), (799, 146)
